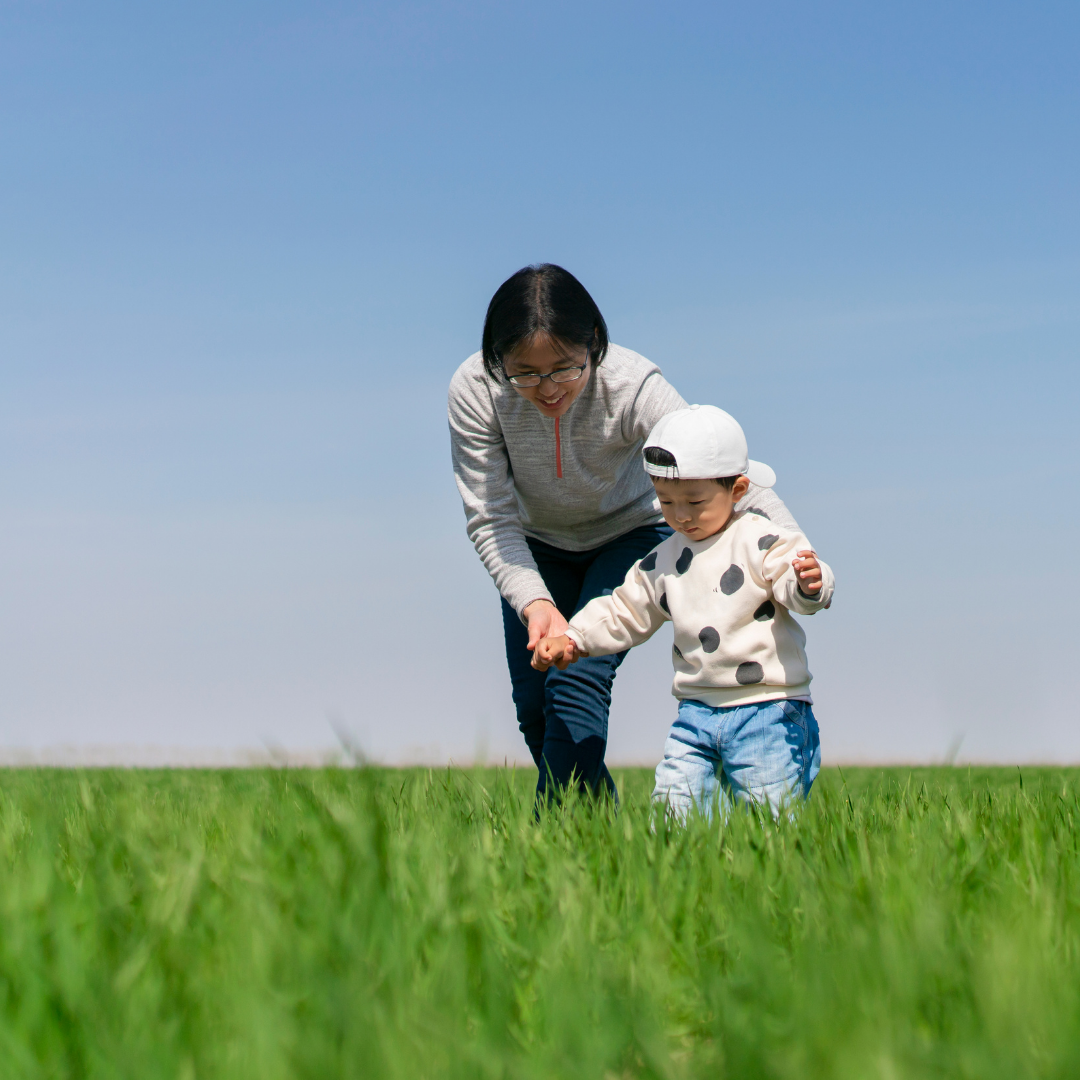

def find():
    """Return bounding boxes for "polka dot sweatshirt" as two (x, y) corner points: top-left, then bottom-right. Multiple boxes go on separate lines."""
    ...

(564, 511), (835, 708)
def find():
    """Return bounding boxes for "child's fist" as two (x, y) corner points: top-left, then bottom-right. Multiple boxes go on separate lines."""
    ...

(792, 549), (823, 597)
(531, 634), (585, 671)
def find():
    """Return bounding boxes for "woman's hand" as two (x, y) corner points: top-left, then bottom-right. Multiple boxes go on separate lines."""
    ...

(523, 599), (570, 654)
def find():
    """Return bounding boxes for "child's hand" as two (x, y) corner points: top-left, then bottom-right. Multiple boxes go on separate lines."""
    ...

(531, 635), (587, 671)
(793, 550), (823, 597)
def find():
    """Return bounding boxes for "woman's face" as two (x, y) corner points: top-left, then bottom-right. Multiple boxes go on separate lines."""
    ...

(502, 335), (592, 419)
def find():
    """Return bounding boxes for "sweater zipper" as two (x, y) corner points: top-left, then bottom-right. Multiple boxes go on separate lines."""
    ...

(554, 416), (563, 479)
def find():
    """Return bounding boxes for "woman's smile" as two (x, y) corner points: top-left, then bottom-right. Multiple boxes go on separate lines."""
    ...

(537, 389), (569, 411)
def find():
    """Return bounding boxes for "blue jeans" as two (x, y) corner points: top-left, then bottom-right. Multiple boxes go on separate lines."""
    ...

(502, 523), (672, 804)
(652, 698), (821, 819)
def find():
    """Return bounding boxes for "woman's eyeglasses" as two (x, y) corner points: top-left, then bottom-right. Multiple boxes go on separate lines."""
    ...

(506, 363), (587, 389)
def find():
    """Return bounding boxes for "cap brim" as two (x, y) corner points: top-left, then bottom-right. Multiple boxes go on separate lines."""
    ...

(745, 460), (776, 488)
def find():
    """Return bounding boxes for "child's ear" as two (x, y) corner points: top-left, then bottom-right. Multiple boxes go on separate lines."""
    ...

(732, 475), (751, 501)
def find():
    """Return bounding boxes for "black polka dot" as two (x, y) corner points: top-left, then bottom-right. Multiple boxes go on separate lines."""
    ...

(675, 547), (693, 574)
(639, 551), (657, 572)
(747, 508), (771, 519)
(659, 592), (669, 614)
(753, 600), (776, 622)
(736, 661), (764, 685)
(672, 644), (683, 660)
(698, 626), (720, 653)
(720, 564), (744, 595)
(758, 534), (780, 551)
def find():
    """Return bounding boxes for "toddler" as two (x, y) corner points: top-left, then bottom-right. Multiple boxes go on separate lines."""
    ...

(533, 405), (834, 818)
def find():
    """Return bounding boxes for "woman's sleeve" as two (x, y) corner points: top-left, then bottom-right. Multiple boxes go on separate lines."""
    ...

(623, 369), (687, 443)
(736, 484), (801, 532)
(448, 373), (553, 619)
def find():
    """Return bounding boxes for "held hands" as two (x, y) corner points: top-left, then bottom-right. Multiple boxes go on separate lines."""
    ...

(793, 549), (824, 597)
(524, 599), (572, 671)
(523, 598), (570, 651)
(522, 601), (587, 671)
(531, 634), (587, 671)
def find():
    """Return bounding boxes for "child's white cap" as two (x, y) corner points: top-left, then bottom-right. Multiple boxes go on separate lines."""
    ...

(643, 405), (776, 487)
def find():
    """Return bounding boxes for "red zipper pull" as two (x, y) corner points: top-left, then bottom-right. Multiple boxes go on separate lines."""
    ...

(555, 416), (563, 479)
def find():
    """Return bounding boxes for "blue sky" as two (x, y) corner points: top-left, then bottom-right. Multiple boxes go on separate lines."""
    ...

(1, 0), (1077, 763)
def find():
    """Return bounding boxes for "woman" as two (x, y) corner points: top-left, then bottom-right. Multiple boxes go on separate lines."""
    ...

(449, 264), (798, 802)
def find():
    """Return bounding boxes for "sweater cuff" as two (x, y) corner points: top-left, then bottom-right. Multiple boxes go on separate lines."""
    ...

(501, 569), (555, 624)
(792, 584), (830, 614)
(565, 626), (587, 651)
(518, 596), (555, 625)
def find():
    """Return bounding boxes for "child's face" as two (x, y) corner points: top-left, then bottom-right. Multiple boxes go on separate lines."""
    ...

(652, 476), (750, 540)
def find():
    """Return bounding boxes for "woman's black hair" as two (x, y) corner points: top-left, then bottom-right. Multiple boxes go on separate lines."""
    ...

(481, 264), (609, 380)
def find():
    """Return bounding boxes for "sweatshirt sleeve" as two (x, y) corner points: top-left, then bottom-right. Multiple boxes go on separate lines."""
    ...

(565, 558), (669, 657)
(760, 530), (835, 615)
(448, 367), (552, 618)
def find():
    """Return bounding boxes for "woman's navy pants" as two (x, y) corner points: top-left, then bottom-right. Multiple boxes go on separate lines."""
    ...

(500, 523), (672, 804)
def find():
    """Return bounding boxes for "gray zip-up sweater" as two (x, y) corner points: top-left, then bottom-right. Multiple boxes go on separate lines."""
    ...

(448, 345), (799, 617)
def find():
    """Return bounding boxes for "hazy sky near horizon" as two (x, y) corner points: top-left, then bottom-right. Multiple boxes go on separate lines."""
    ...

(1, 0), (1077, 765)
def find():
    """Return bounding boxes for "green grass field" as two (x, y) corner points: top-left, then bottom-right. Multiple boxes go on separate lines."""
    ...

(0, 766), (1078, 1079)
